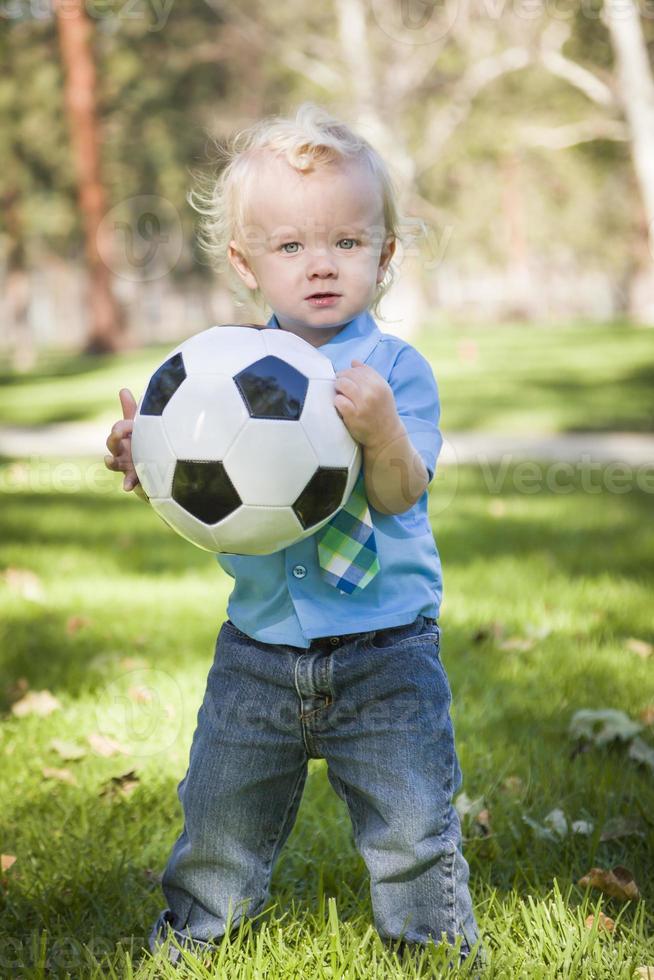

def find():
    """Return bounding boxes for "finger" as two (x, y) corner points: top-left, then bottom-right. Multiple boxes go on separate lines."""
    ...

(119, 388), (138, 421)
(334, 393), (355, 414)
(335, 376), (358, 392)
(104, 454), (119, 471)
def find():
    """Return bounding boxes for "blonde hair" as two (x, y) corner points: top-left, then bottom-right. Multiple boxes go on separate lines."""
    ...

(188, 103), (403, 317)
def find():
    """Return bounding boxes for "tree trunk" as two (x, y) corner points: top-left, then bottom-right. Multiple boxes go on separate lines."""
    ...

(55, 0), (125, 353)
(603, 0), (654, 323)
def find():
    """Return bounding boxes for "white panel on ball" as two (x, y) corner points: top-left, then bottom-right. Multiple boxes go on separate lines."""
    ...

(150, 496), (225, 551)
(261, 328), (334, 380)
(300, 379), (360, 468)
(162, 375), (249, 461)
(179, 325), (267, 376)
(224, 420), (319, 506)
(213, 505), (305, 555)
(131, 415), (177, 499)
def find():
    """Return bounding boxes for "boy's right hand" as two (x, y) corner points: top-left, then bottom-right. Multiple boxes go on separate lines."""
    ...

(104, 388), (140, 492)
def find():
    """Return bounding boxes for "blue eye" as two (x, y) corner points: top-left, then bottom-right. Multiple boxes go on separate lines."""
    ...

(338, 239), (358, 250)
(281, 242), (301, 254)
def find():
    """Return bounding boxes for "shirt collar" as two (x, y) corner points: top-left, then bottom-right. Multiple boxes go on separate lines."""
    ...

(266, 310), (381, 370)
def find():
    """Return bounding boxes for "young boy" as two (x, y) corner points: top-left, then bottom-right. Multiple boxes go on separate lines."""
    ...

(104, 103), (482, 968)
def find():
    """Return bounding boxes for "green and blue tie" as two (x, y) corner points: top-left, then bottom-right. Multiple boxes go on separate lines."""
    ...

(316, 470), (380, 594)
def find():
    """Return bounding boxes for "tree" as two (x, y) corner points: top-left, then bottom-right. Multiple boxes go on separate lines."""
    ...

(55, 0), (124, 353)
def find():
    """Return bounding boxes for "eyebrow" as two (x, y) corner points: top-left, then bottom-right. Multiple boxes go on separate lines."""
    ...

(268, 227), (372, 244)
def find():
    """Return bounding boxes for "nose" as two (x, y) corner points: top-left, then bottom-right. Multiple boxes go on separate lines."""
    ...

(305, 247), (338, 280)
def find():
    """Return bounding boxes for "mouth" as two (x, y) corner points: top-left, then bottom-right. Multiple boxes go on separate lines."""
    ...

(306, 291), (341, 300)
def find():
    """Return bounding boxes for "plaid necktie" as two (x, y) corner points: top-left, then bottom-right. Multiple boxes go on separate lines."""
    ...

(316, 470), (380, 594)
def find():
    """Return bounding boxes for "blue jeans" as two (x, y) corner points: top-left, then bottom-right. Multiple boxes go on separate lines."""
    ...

(148, 614), (480, 963)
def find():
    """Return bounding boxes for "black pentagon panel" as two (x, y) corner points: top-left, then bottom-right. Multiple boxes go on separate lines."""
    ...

(234, 355), (308, 420)
(172, 460), (241, 525)
(141, 352), (187, 416)
(293, 467), (350, 529)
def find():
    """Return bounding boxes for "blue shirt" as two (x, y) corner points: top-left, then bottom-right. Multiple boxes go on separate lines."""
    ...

(215, 310), (444, 647)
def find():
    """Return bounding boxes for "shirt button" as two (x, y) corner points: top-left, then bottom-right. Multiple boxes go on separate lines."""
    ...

(292, 564), (307, 579)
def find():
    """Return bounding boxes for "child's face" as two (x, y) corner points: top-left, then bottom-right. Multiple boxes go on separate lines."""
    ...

(228, 154), (395, 347)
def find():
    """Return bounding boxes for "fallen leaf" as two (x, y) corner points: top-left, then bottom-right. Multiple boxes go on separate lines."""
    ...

(87, 732), (130, 757)
(569, 709), (642, 746)
(571, 819), (594, 836)
(640, 706), (654, 727)
(99, 769), (140, 799)
(475, 808), (492, 837)
(119, 657), (149, 671)
(625, 637), (653, 659)
(578, 865), (640, 901)
(42, 767), (78, 786)
(584, 912), (614, 932)
(1, 855), (16, 872)
(523, 814), (559, 842)
(500, 775), (525, 795)
(66, 614), (92, 635)
(635, 968), (654, 979)
(628, 737), (654, 774)
(472, 622), (505, 644)
(49, 738), (86, 761)
(5, 677), (29, 704)
(600, 816), (646, 841)
(498, 636), (536, 652)
(11, 690), (61, 717)
(2, 567), (44, 602)
(128, 685), (153, 704)
(544, 809), (568, 837)
(488, 500), (506, 518)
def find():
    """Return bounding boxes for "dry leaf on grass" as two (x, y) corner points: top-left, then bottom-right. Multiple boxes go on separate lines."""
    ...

(11, 690), (61, 717)
(1, 855), (17, 873)
(66, 614), (92, 635)
(635, 968), (654, 979)
(628, 737), (654, 774)
(42, 767), (78, 786)
(128, 684), (153, 704)
(500, 775), (525, 795)
(640, 706), (654, 727)
(99, 770), (140, 799)
(49, 738), (86, 761)
(578, 865), (640, 901)
(5, 676), (29, 705)
(585, 912), (614, 932)
(119, 657), (149, 671)
(625, 638), (653, 659)
(600, 816), (646, 841)
(498, 636), (536, 652)
(87, 732), (130, 757)
(2, 567), (44, 602)
(569, 709), (642, 746)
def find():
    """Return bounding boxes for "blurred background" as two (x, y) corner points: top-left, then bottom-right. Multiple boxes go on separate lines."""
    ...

(2, 0), (654, 367)
(2, 3), (654, 974)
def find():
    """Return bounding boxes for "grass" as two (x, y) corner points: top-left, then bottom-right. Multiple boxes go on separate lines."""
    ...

(1, 319), (654, 432)
(1, 455), (653, 977)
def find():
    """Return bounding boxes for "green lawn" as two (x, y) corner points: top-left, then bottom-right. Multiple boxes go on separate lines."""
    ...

(1, 319), (653, 432)
(1, 456), (653, 977)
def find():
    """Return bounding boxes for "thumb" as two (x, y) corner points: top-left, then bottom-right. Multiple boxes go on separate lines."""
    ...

(119, 388), (137, 421)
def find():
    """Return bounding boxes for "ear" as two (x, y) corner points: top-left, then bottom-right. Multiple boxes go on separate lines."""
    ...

(228, 240), (258, 291)
(376, 235), (396, 284)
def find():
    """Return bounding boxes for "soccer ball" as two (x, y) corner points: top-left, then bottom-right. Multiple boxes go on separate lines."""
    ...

(131, 324), (361, 554)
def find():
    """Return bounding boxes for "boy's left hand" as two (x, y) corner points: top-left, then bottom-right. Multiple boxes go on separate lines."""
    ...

(334, 359), (401, 449)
